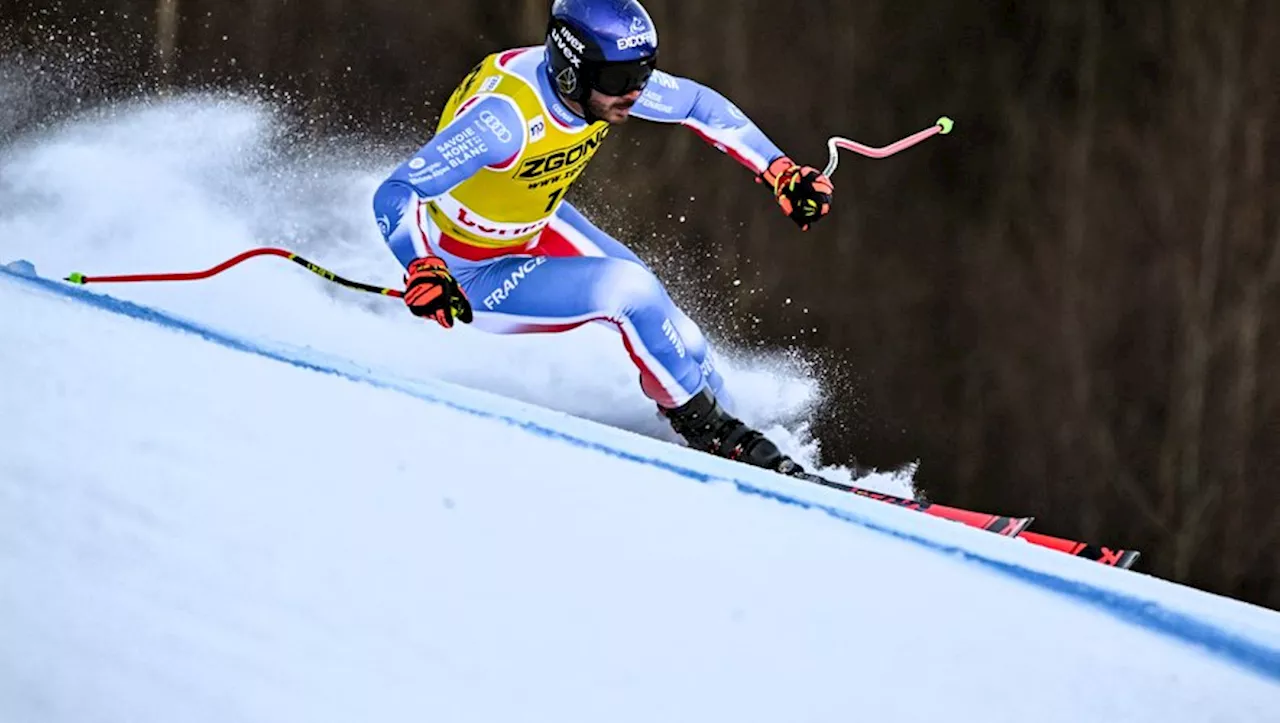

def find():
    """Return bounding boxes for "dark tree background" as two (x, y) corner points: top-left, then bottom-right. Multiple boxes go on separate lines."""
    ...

(4, 1), (1278, 609)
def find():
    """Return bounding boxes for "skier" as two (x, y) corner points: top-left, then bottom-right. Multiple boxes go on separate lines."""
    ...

(372, 0), (835, 476)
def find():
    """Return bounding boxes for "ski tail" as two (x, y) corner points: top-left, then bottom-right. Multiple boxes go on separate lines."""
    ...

(1017, 530), (1141, 570)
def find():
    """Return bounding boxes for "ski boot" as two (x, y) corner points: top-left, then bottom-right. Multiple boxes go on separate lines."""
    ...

(662, 389), (806, 476)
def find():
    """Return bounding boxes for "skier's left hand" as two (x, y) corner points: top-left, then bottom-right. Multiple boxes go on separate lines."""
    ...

(759, 156), (834, 231)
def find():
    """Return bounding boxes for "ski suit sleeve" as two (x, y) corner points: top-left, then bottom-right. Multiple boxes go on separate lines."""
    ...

(372, 95), (525, 266)
(628, 70), (786, 175)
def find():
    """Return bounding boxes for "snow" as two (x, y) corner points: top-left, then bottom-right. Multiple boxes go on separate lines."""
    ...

(2, 95), (1279, 723)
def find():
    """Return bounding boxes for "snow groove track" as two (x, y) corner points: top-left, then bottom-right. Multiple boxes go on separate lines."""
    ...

(3, 264), (1279, 683)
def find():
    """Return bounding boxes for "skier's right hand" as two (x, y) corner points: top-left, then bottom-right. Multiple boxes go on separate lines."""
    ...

(404, 255), (473, 328)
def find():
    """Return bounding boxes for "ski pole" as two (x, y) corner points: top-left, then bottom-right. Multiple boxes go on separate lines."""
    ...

(63, 247), (404, 298)
(823, 116), (954, 177)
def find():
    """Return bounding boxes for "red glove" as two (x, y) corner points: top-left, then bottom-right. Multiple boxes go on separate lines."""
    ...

(404, 255), (473, 328)
(759, 156), (834, 231)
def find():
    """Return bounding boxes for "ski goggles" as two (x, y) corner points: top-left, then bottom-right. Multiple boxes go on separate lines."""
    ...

(590, 57), (657, 96)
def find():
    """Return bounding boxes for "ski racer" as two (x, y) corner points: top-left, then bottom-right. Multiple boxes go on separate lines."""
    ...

(372, 0), (835, 476)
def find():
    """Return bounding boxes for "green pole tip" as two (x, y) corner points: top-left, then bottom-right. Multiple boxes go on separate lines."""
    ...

(936, 116), (954, 135)
(66, 272), (85, 284)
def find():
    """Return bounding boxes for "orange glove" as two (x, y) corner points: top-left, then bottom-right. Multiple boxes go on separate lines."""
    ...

(759, 156), (834, 231)
(404, 255), (473, 328)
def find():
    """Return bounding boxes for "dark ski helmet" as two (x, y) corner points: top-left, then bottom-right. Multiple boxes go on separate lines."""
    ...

(545, 0), (659, 104)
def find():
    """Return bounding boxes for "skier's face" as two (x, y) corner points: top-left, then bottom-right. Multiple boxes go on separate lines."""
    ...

(588, 88), (643, 124)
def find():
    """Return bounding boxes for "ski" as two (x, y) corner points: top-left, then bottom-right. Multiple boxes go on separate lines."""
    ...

(789, 471), (1034, 537)
(1017, 531), (1142, 570)
(787, 470), (1139, 569)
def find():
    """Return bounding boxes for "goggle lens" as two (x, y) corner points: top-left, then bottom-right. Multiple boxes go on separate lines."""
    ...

(593, 59), (655, 96)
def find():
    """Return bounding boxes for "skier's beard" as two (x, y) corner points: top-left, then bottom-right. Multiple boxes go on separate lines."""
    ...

(588, 92), (637, 124)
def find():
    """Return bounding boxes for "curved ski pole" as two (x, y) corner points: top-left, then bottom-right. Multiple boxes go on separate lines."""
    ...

(823, 116), (954, 177)
(64, 247), (404, 299)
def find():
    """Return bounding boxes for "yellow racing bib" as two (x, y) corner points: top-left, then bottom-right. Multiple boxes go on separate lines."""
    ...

(425, 49), (610, 249)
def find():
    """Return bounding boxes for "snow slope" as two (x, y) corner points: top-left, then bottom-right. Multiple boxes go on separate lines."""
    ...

(3, 261), (1280, 723)
(2, 94), (1280, 722)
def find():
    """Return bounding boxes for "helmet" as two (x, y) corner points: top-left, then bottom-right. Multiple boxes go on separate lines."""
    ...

(545, 0), (659, 104)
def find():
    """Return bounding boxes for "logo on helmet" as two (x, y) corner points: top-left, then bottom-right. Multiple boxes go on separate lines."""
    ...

(550, 26), (583, 68)
(556, 67), (578, 95)
(616, 32), (655, 50)
(616, 17), (656, 51)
